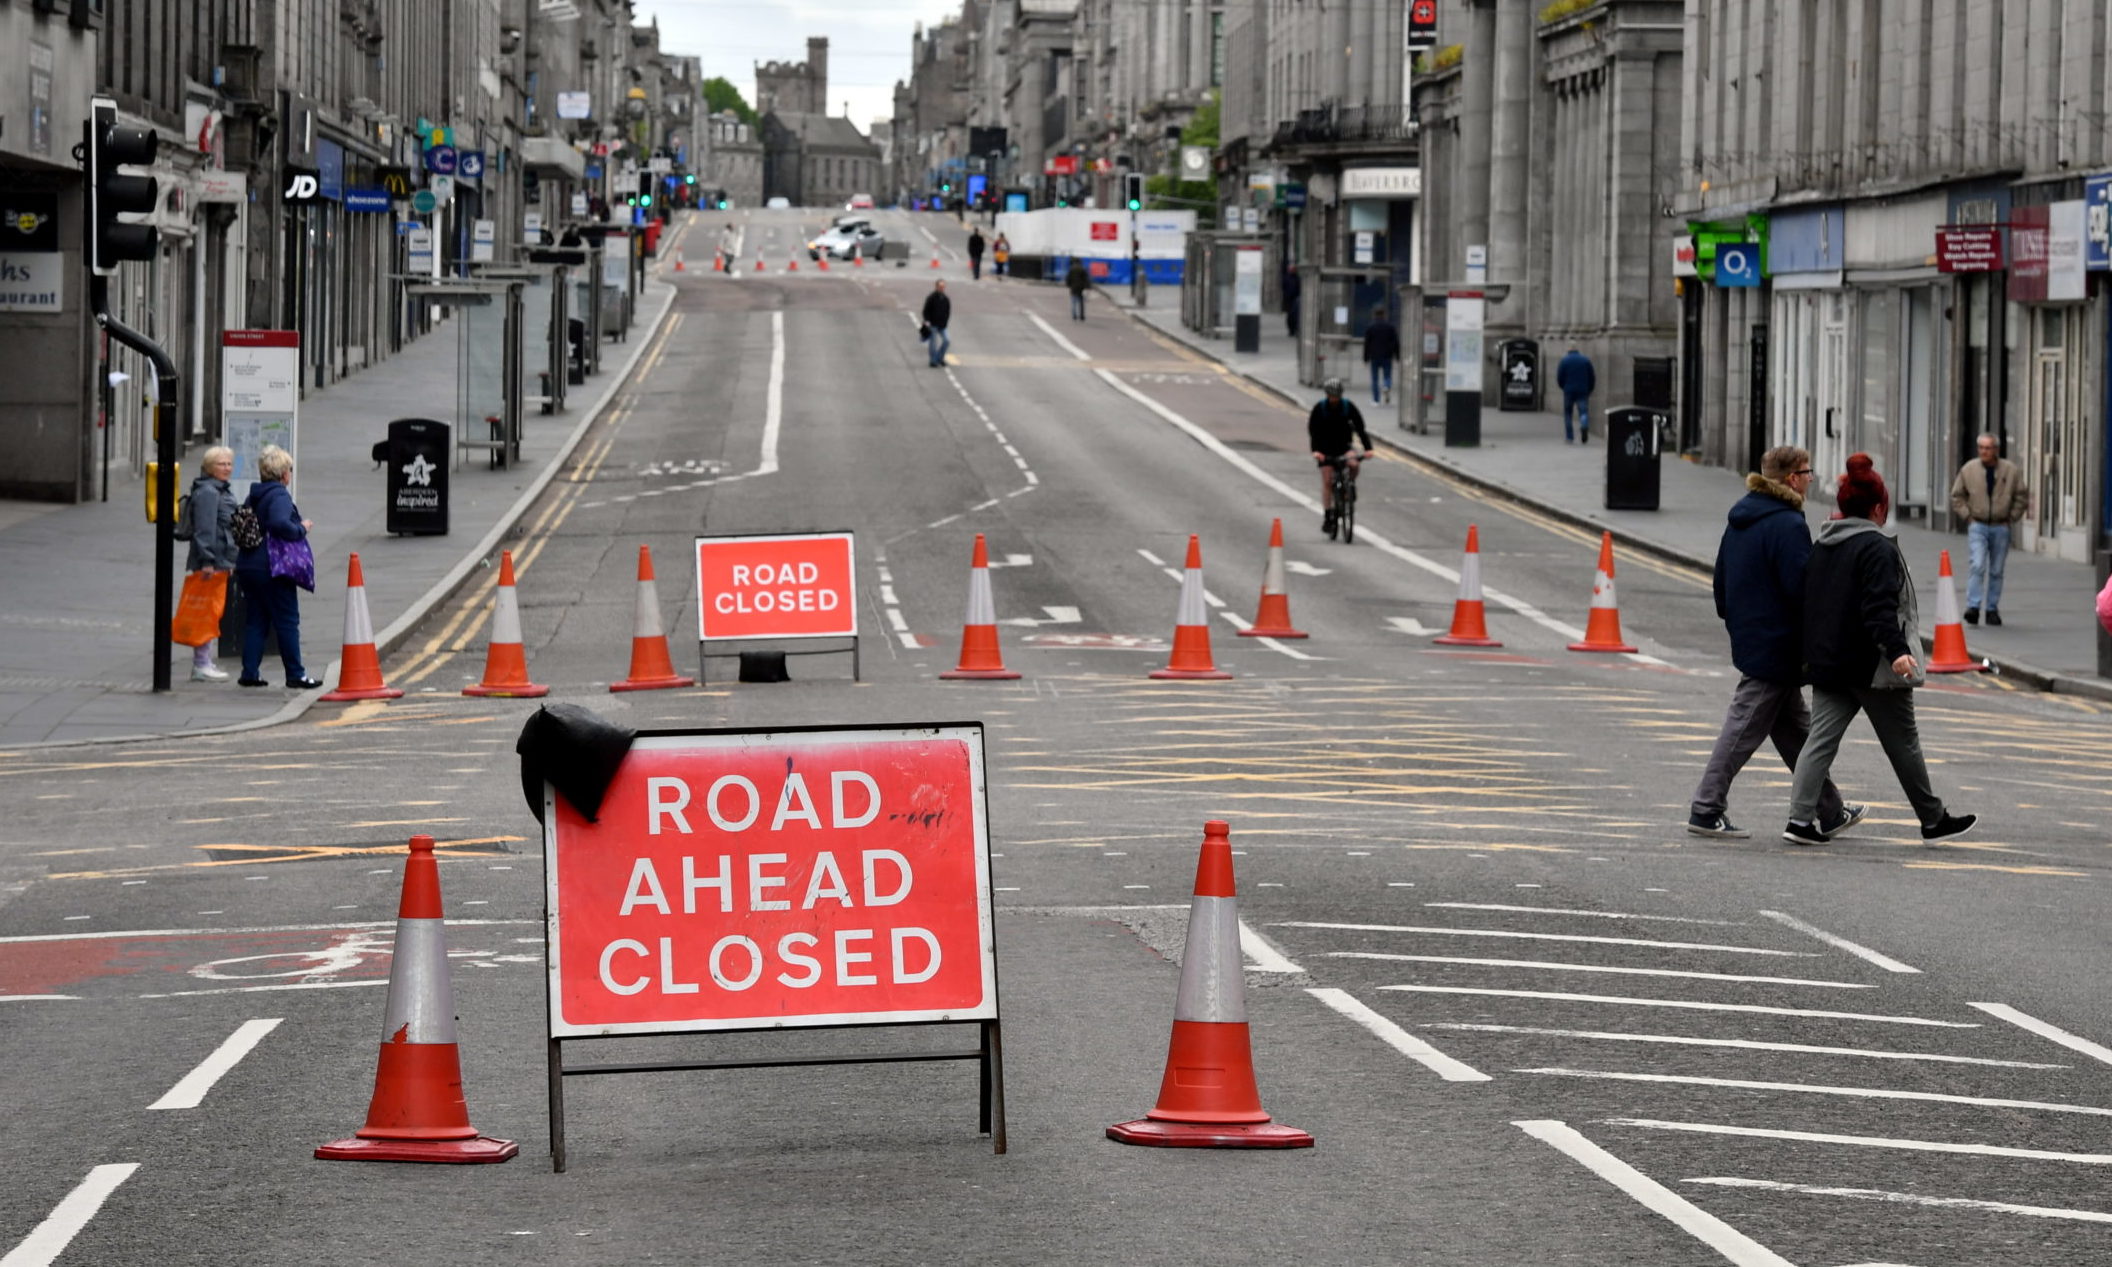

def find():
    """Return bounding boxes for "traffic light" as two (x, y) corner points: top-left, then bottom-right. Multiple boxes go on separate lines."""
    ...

(1124, 172), (1144, 213)
(684, 173), (696, 185)
(941, 182), (952, 195)
(87, 98), (158, 275)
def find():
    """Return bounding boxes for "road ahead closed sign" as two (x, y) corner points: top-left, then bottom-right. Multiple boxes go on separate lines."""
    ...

(544, 725), (996, 1036)
(696, 531), (857, 641)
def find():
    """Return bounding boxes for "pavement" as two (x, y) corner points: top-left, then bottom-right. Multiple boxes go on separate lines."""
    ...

(1104, 286), (2112, 700)
(0, 221), (689, 749)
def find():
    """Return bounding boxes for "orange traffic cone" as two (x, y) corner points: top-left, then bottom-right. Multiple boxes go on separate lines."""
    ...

(940, 534), (1022, 680)
(930, 251), (942, 269)
(674, 249), (686, 272)
(316, 834), (518, 1164)
(1433, 525), (1503, 647)
(713, 251), (726, 272)
(816, 254), (830, 271)
(319, 553), (405, 701)
(1567, 531), (1638, 654)
(610, 545), (696, 692)
(852, 247), (865, 268)
(1239, 518), (1308, 638)
(754, 255), (766, 273)
(463, 551), (548, 698)
(1151, 535), (1233, 680)
(787, 256), (799, 271)
(1926, 549), (1986, 673)
(1108, 820), (1313, 1149)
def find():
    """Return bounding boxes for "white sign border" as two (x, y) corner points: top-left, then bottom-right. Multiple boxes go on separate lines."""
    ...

(693, 530), (860, 642)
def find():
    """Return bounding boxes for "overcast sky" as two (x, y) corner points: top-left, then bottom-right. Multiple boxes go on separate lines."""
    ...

(633, 0), (962, 133)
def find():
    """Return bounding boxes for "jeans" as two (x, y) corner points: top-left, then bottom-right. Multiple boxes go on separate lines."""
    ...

(927, 327), (951, 366)
(969, 257), (982, 280)
(1790, 685), (1945, 827)
(238, 572), (306, 683)
(1370, 361), (1394, 404)
(1563, 392), (1591, 441)
(1071, 291), (1086, 321)
(1691, 675), (1842, 820)
(1965, 520), (2011, 612)
(1285, 304), (1299, 338)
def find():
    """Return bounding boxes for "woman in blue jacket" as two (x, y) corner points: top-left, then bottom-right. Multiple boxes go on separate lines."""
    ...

(234, 445), (322, 689)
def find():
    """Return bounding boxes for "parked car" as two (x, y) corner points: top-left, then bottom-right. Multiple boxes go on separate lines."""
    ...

(847, 193), (875, 210)
(808, 222), (886, 260)
(765, 196), (791, 210)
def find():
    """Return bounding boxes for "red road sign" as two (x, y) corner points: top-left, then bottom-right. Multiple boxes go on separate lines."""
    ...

(544, 725), (997, 1036)
(1090, 222), (1120, 241)
(694, 531), (857, 641)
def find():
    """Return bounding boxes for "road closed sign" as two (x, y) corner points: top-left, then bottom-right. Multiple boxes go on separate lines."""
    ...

(695, 531), (857, 641)
(543, 725), (997, 1036)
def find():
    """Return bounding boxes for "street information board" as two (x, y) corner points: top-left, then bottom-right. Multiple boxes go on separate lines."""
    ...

(542, 723), (1003, 1166)
(695, 530), (858, 641)
(221, 330), (300, 498)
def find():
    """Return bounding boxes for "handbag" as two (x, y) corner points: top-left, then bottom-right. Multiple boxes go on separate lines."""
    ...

(266, 536), (317, 592)
(171, 570), (229, 646)
(230, 504), (264, 550)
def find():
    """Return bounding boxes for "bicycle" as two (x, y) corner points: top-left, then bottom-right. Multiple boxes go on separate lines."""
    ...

(1321, 454), (1361, 543)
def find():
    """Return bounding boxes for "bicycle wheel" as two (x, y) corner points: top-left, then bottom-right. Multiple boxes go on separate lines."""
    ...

(1338, 474), (1357, 543)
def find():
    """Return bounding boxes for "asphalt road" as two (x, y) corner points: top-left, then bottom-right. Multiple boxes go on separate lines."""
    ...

(5, 207), (2112, 1267)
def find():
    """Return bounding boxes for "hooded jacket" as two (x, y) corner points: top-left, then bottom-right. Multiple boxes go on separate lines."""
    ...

(1711, 474), (1812, 683)
(1803, 518), (1924, 691)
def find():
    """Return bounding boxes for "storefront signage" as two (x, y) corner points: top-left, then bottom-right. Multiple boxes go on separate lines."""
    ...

(1714, 243), (1760, 287)
(458, 150), (486, 182)
(2008, 205), (2048, 301)
(1341, 167), (1422, 199)
(0, 253), (61, 313)
(2087, 175), (2112, 271)
(1936, 226), (2003, 273)
(1044, 154), (1078, 175)
(342, 188), (391, 213)
(378, 166), (415, 199)
(282, 167), (322, 204)
(1408, 0), (1439, 48)
(1672, 234), (1697, 277)
(2, 193), (58, 252)
(2046, 200), (2087, 300)
(195, 171), (246, 204)
(557, 92), (592, 120)
(694, 531), (857, 642)
(317, 139), (344, 201)
(423, 144), (458, 175)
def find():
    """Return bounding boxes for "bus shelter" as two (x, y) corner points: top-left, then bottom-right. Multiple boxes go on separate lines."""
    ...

(474, 262), (571, 415)
(403, 277), (526, 469)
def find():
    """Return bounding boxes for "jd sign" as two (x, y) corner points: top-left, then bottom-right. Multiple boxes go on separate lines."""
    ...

(283, 169), (321, 204)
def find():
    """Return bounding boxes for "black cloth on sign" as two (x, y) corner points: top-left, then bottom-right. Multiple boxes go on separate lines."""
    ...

(515, 703), (638, 825)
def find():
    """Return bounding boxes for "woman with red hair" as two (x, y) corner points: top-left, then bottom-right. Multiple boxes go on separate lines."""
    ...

(1783, 454), (1976, 846)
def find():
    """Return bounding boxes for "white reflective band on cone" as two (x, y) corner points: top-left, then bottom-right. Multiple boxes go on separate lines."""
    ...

(634, 578), (666, 639)
(492, 585), (525, 644)
(344, 587), (375, 646)
(1460, 551), (1483, 601)
(1173, 896), (1247, 1023)
(965, 569), (996, 626)
(381, 919), (459, 1044)
(1177, 570), (1209, 627)
(1934, 568), (1961, 623)
(1262, 548), (1287, 597)
(1591, 572), (1618, 608)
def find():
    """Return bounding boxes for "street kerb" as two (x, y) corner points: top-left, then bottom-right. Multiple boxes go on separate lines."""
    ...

(694, 530), (860, 684)
(540, 723), (1005, 1169)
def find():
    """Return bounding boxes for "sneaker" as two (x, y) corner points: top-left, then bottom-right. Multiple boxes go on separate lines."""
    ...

(238, 677), (269, 688)
(286, 676), (324, 690)
(1986, 610), (2002, 627)
(1819, 802), (1868, 839)
(1781, 820), (1830, 846)
(190, 664), (229, 682)
(1686, 811), (1748, 839)
(1963, 607), (1979, 625)
(1922, 812), (1977, 842)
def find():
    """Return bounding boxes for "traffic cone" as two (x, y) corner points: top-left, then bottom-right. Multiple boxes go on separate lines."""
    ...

(1433, 525), (1503, 647)
(787, 256), (798, 271)
(816, 254), (829, 270)
(674, 249), (686, 272)
(1927, 549), (1986, 673)
(930, 251), (942, 269)
(316, 834), (519, 1164)
(1151, 535), (1234, 680)
(610, 545), (696, 692)
(462, 551), (549, 698)
(1108, 820), (1313, 1149)
(1566, 531), (1638, 654)
(319, 553), (405, 701)
(754, 255), (766, 273)
(1238, 518), (1308, 639)
(852, 247), (865, 268)
(713, 251), (725, 272)
(939, 534), (1022, 680)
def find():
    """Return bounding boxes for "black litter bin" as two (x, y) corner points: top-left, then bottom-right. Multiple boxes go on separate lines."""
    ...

(383, 418), (451, 535)
(1633, 356), (1675, 410)
(1498, 338), (1541, 412)
(1604, 406), (1667, 511)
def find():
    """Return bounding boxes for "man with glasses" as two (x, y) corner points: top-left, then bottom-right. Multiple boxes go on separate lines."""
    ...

(1687, 445), (1865, 840)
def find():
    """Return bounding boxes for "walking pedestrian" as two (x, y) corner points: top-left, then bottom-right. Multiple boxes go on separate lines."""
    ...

(1282, 268), (1302, 339)
(921, 279), (952, 368)
(1686, 445), (1861, 839)
(1065, 257), (1091, 321)
(1783, 454), (1976, 846)
(1555, 346), (1595, 443)
(967, 228), (985, 281)
(993, 233), (1010, 280)
(182, 446), (238, 681)
(1947, 433), (2028, 626)
(1363, 307), (1400, 405)
(234, 445), (322, 689)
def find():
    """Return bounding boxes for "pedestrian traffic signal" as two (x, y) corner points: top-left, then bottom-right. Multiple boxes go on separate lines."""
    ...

(1124, 172), (1144, 213)
(941, 182), (952, 194)
(86, 97), (159, 275)
(684, 173), (696, 185)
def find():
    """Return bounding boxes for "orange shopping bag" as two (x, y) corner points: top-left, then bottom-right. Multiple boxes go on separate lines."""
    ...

(172, 570), (229, 646)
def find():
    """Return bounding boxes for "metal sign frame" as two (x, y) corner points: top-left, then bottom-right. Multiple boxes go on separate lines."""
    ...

(541, 722), (1005, 1170)
(693, 530), (860, 684)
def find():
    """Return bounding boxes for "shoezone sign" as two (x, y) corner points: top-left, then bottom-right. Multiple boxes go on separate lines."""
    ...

(695, 531), (856, 641)
(541, 723), (1006, 1165)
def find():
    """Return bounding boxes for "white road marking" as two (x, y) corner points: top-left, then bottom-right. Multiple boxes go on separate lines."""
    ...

(137, 980), (391, 999)
(0, 995), (78, 1003)
(1380, 985), (1978, 1027)
(1283, 560), (1331, 576)
(1424, 1022), (2065, 1069)
(1969, 1001), (2112, 1068)
(1307, 987), (1490, 1081)
(1757, 909), (1919, 973)
(1137, 547), (1310, 660)
(1331, 952), (1870, 989)
(1385, 616), (1441, 636)
(1276, 921), (1809, 957)
(1427, 902), (1739, 926)
(147, 1018), (283, 1110)
(886, 608), (911, 632)
(998, 605), (1082, 628)
(1684, 1177), (2112, 1225)
(1524, 1067), (2112, 1116)
(1605, 1117), (2112, 1164)
(0, 1163), (142, 1267)
(1515, 1121), (1794, 1267)
(1026, 310), (1091, 361)
(1238, 920), (1303, 973)
(0, 919), (538, 945)
(986, 553), (1034, 568)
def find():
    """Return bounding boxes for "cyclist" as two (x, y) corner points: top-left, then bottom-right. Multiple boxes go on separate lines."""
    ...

(1308, 376), (1373, 535)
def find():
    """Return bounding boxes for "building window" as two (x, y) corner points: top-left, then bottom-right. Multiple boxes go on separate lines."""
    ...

(1211, 12), (1225, 89)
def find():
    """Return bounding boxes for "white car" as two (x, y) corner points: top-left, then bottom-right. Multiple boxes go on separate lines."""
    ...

(847, 193), (875, 210)
(808, 223), (886, 260)
(765, 196), (791, 210)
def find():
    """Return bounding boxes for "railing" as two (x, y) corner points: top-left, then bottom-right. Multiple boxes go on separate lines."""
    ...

(1270, 104), (1419, 149)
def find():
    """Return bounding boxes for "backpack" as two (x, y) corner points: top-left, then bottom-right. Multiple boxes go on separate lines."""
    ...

(172, 487), (196, 542)
(230, 503), (264, 551)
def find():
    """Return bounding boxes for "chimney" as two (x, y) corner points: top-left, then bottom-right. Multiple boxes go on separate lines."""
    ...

(807, 36), (829, 113)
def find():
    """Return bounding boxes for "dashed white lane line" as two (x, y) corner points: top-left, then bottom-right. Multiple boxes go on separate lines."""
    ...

(873, 560), (921, 651)
(1276, 921), (1813, 957)
(1308, 987), (1490, 1082)
(1025, 310), (1091, 361)
(147, 1017), (283, 1110)
(1968, 1001), (2112, 1068)
(1135, 547), (1315, 662)
(1330, 953), (1871, 990)
(0, 1163), (142, 1267)
(1684, 1177), (2112, 1225)
(1427, 902), (1740, 927)
(1516, 1121), (1795, 1267)
(1524, 1067), (2112, 1117)
(1378, 985), (1978, 1028)
(1423, 1023), (2066, 1069)
(1605, 1117), (2112, 1165)
(1757, 909), (1920, 973)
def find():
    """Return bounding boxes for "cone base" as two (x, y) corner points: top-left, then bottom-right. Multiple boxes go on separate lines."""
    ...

(1149, 667), (1235, 680)
(1433, 634), (1504, 647)
(939, 667), (1022, 680)
(1566, 641), (1637, 654)
(610, 674), (696, 693)
(319, 684), (405, 702)
(1106, 1118), (1313, 1149)
(463, 682), (551, 698)
(1238, 626), (1308, 639)
(315, 1134), (519, 1164)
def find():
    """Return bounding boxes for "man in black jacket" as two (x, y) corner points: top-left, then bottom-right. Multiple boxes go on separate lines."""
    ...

(1363, 307), (1401, 405)
(966, 229), (985, 281)
(1307, 377), (1372, 535)
(1686, 445), (1858, 839)
(921, 280), (951, 368)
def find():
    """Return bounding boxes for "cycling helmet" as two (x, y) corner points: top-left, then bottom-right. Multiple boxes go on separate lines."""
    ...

(1322, 376), (1345, 394)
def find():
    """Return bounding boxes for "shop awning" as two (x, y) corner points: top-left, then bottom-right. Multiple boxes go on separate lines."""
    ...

(521, 137), (586, 179)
